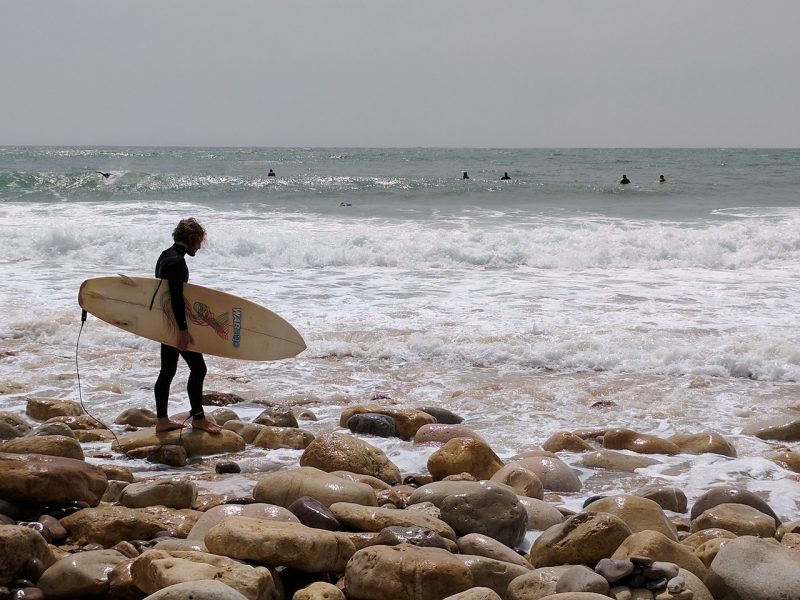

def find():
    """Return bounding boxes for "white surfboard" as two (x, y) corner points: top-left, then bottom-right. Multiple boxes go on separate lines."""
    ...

(78, 275), (306, 361)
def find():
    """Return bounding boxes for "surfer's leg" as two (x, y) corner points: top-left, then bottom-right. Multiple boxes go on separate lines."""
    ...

(155, 344), (183, 431)
(181, 350), (220, 434)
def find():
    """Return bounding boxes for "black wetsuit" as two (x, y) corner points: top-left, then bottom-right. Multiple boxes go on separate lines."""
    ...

(153, 244), (206, 420)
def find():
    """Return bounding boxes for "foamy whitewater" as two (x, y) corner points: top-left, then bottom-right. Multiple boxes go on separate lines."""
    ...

(1, 147), (799, 527)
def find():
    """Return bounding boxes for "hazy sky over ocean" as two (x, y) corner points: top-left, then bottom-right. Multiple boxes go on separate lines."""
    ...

(2, 1), (799, 147)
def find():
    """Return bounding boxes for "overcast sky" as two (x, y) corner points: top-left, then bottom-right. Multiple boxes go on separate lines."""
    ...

(2, 1), (799, 147)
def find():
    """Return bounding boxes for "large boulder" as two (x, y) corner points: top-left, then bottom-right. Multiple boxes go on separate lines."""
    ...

(187, 503), (298, 540)
(439, 482), (528, 548)
(743, 416), (800, 441)
(223, 419), (270, 443)
(114, 407), (157, 427)
(301, 433), (401, 485)
(704, 535), (800, 600)
(428, 437), (505, 481)
(142, 580), (248, 600)
(530, 512), (632, 568)
(689, 486), (780, 526)
(601, 428), (680, 454)
(409, 480), (516, 508)
(489, 465), (544, 499)
(254, 426), (315, 450)
(329, 502), (456, 540)
(583, 495), (678, 540)
(61, 505), (201, 547)
(37, 549), (128, 599)
(253, 466), (377, 508)
(0, 524), (56, 586)
(205, 517), (356, 572)
(456, 555), (531, 600)
(511, 456), (582, 493)
(344, 544), (473, 600)
(0, 452), (107, 506)
(667, 432), (737, 457)
(25, 397), (82, 420)
(0, 434), (84, 460)
(541, 432), (595, 453)
(112, 427), (245, 456)
(517, 497), (565, 531)
(131, 549), (280, 600)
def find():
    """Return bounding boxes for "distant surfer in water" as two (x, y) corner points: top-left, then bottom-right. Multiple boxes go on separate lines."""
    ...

(620, 174), (631, 185)
(500, 172), (511, 180)
(267, 169), (276, 177)
(96, 171), (110, 178)
(153, 218), (221, 434)
(463, 171), (469, 179)
(659, 174), (666, 183)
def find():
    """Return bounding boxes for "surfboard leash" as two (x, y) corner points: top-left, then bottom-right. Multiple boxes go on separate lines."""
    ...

(75, 309), (130, 458)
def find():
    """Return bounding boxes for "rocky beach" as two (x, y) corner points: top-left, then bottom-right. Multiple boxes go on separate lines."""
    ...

(1, 393), (799, 600)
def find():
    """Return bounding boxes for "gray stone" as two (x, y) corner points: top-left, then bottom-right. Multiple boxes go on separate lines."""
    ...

(556, 564), (611, 595)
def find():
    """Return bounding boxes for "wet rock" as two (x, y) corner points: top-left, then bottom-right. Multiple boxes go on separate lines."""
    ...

(254, 426), (315, 450)
(612, 530), (707, 580)
(292, 581), (345, 600)
(489, 465), (543, 499)
(288, 496), (340, 531)
(581, 450), (660, 473)
(556, 564), (610, 595)
(0, 526), (56, 587)
(187, 503), (297, 541)
(215, 461), (241, 474)
(542, 431), (596, 453)
(667, 432), (737, 457)
(511, 455), (582, 492)
(209, 408), (240, 425)
(679, 527), (737, 549)
(36, 549), (127, 599)
(414, 424), (485, 445)
(61, 506), (200, 547)
(530, 512), (632, 568)
(583, 495), (678, 540)
(330, 502), (455, 540)
(634, 485), (688, 514)
(114, 408), (157, 427)
(517, 497), (565, 531)
(416, 407), (464, 424)
(253, 406), (298, 428)
(253, 466), (377, 508)
(0, 413), (32, 440)
(347, 414), (397, 438)
(457, 533), (532, 568)
(456, 554), (530, 600)
(119, 479), (197, 510)
(142, 579), (249, 599)
(743, 416), (800, 441)
(443, 588), (501, 600)
(602, 429), (680, 455)
(202, 391), (247, 406)
(206, 517), (356, 572)
(594, 558), (635, 583)
(0, 453), (107, 506)
(439, 483), (527, 547)
(428, 438), (504, 481)
(0, 436), (84, 460)
(300, 433), (401, 485)
(690, 502), (776, 537)
(344, 544), (472, 600)
(506, 566), (572, 600)
(689, 486), (780, 526)
(112, 428), (245, 457)
(25, 398), (82, 421)
(222, 420), (269, 443)
(339, 406), (435, 440)
(25, 422), (75, 439)
(374, 526), (450, 549)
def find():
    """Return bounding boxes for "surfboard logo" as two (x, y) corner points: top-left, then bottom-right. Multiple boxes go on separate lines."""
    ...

(232, 307), (242, 348)
(161, 292), (231, 340)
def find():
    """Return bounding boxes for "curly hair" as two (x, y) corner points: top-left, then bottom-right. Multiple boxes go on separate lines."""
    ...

(172, 218), (206, 246)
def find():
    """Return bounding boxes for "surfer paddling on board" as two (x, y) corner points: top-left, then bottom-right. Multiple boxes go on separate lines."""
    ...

(153, 218), (221, 434)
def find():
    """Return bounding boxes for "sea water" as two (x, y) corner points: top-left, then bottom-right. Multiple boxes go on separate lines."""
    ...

(1, 147), (799, 521)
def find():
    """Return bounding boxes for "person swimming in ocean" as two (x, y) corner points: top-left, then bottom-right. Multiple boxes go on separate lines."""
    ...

(267, 169), (276, 177)
(96, 171), (110, 178)
(659, 175), (666, 183)
(500, 172), (511, 180)
(463, 171), (469, 179)
(620, 174), (631, 185)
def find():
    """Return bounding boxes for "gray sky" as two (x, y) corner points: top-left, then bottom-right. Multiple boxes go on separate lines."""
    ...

(2, 1), (799, 147)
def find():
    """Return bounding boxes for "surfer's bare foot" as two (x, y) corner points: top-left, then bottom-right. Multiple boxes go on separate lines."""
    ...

(192, 417), (222, 435)
(155, 418), (184, 432)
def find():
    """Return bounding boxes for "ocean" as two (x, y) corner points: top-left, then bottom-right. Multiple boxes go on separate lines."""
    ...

(1, 146), (799, 525)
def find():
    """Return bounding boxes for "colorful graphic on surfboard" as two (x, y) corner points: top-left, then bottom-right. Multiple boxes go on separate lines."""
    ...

(78, 275), (306, 361)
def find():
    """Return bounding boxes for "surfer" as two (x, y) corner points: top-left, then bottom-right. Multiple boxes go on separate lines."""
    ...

(659, 174), (666, 183)
(96, 171), (110, 178)
(153, 218), (221, 434)
(267, 169), (276, 177)
(463, 171), (469, 179)
(620, 174), (631, 185)
(500, 172), (511, 180)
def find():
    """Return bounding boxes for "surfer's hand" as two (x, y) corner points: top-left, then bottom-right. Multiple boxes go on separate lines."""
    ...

(177, 329), (193, 351)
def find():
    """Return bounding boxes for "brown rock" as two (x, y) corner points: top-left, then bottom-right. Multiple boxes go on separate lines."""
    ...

(768, 449), (800, 472)
(36, 549), (128, 599)
(25, 398), (82, 421)
(667, 432), (737, 457)
(456, 554), (531, 600)
(0, 452), (107, 506)
(512, 456), (582, 492)
(114, 408), (157, 427)
(0, 412), (32, 439)
(694, 537), (735, 568)
(254, 426), (315, 450)
(329, 502), (456, 540)
(202, 391), (247, 406)
(0, 435), (84, 460)
(339, 405), (436, 439)
(542, 432), (596, 453)
(690, 502), (777, 537)
(680, 527), (737, 549)
(634, 485), (687, 513)
(254, 466), (377, 508)
(205, 517), (356, 572)
(61, 505), (200, 547)
(253, 405), (298, 428)
(188, 503), (298, 540)
(489, 465), (544, 499)
(583, 495), (678, 540)
(301, 433), (401, 485)
(428, 437), (504, 481)
(531, 512), (633, 568)
(517, 497), (565, 531)
(344, 544), (473, 600)
(112, 427), (246, 457)
(602, 428), (680, 455)
(506, 566), (572, 600)
(0, 525), (56, 586)
(580, 450), (660, 473)
(414, 424), (486, 445)
(611, 530), (707, 580)
(743, 416), (800, 441)
(457, 533), (532, 568)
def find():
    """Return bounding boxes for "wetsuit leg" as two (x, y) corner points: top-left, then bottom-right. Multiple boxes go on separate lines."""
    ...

(154, 344), (180, 418)
(180, 350), (207, 419)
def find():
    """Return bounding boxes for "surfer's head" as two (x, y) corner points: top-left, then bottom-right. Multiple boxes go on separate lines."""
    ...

(173, 218), (206, 256)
